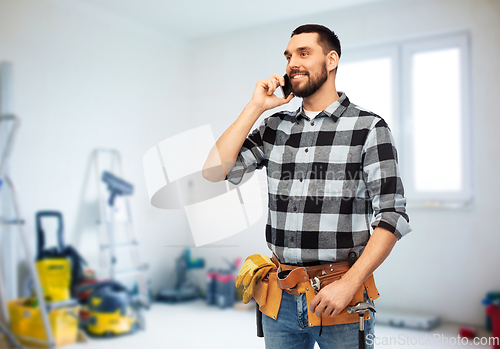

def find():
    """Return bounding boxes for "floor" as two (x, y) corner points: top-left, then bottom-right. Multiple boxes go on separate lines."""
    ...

(3, 300), (496, 349)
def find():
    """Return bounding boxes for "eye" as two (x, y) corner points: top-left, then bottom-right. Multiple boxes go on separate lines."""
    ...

(301, 52), (309, 57)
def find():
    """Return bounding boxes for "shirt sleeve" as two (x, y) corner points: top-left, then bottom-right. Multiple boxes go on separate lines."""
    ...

(362, 118), (412, 239)
(225, 118), (267, 185)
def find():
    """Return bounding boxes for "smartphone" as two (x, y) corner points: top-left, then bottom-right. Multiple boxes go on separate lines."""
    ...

(281, 74), (293, 99)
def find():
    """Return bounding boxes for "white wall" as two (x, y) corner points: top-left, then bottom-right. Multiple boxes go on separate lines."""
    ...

(1, 0), (499, 327)
(0, 0), (194, 295)
(188, 0), (500, 326)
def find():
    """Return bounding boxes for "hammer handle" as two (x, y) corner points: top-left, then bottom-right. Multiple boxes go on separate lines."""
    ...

(359, 329), (366, 349)
(256, 303), (264, 337)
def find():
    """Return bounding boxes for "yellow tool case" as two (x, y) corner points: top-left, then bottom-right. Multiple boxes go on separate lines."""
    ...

(8, 298), (79, 347)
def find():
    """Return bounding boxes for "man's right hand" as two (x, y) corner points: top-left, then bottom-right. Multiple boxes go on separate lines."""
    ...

(203, 74), (294, 183)
(249, 73), (294, 112)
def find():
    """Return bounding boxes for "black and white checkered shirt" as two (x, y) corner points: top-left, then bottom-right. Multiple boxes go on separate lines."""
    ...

(227, 92), (411, 266)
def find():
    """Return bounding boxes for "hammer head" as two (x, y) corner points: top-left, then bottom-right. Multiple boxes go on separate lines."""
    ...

(347, 301), (376, 315)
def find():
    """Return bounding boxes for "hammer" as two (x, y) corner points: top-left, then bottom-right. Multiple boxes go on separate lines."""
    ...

(347, 302), (376, 349)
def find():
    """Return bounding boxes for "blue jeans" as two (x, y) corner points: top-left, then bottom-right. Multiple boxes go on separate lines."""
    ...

(262, 291), (375, 349)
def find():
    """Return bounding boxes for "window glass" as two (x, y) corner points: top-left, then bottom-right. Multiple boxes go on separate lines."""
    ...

(337, 58), (393, 126)
(411, 48), (462, 192)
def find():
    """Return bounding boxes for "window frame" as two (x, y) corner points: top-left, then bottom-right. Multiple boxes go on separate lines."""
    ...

(338, 31), (473, 208)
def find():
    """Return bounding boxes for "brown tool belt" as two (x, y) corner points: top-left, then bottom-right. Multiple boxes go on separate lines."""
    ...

(271, 254), (350, 296)
(256, 254), (379, 327)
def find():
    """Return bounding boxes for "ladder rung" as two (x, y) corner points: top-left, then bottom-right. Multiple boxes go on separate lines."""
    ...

(0, 218), (25, 225)
(13, 334), (52, 347)
(115, 265), (148, 276)
(100, 242), (138, 250)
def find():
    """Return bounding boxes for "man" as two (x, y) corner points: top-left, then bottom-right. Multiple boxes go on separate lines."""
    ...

(203, 24), (411, 349)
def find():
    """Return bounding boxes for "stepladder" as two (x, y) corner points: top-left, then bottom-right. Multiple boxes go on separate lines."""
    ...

(0, 115), (54, 349)
(93, 148), (149, 306)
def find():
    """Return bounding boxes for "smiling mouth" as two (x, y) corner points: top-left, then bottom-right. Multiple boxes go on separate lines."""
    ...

(291, 71), (309, 80)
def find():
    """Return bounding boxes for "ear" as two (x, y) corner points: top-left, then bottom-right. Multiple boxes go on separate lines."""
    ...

(326, 50), (339, 73)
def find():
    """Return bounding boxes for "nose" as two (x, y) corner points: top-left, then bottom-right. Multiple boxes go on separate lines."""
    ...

(288, 54), (300, 71)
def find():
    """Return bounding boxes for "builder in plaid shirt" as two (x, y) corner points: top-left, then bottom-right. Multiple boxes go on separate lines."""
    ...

(204, 24), (411, 349)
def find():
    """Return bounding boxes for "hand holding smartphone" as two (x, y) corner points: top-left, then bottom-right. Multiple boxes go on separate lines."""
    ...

(280, 74), (293, 99)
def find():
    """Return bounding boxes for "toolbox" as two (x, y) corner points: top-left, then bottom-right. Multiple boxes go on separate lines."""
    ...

(8, 297), (79, 347)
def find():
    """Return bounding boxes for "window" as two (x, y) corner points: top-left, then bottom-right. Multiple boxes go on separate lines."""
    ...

(337, 32), (472, 207)
(337, 56), (393, 127)
(411, 48), (462, 192)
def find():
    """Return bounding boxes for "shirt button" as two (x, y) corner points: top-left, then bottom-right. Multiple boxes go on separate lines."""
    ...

(311, 122), (315, 126)
(299, 178), (303, 182)
(293, 206), (297, 211)
(305, 148), (309, 153)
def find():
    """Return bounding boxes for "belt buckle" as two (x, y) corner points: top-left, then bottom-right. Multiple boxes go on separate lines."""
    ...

(310, 276), (321, 292)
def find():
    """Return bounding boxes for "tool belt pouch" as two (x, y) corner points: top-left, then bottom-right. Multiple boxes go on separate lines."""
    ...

(253, 270), (282, 321)
(277, 268), (309, 296)
(277, 262), (350, 296)
(305, 273), (380, 326)
(275, 260), (380, 326)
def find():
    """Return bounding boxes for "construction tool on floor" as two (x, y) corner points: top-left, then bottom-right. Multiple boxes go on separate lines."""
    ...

(483, 291), (500, 331)
(94, 149), (149, 307)
(157, 249), (204, 302)
(35, 211), (87, 302)
(75, 280), (145, 337)
(487, 304), (500, 349)
(347, 302), (376, 349)
(375, 310), (440, 330)
(0, 114), (56, 348)
(207, 257), (240, 308)
(8, 297), (80, 348)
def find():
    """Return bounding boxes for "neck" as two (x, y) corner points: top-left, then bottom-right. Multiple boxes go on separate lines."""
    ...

(302, 76), (339, 111)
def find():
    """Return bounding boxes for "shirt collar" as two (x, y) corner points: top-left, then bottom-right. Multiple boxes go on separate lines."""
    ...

(294, 91), (350, 122)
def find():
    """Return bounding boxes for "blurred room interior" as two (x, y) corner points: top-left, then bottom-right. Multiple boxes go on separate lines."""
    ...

(0, 0), (499, 348)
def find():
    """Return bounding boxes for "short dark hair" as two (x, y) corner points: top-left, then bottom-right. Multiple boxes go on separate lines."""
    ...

(291, 24), (341, 59)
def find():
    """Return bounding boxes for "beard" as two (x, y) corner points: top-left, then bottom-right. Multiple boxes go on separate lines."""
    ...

(291, 63), (329, 98)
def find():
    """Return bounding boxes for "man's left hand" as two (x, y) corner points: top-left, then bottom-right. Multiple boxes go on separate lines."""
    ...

(309, 277), (359, 318)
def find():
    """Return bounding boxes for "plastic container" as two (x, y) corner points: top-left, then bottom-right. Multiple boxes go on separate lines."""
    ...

(215, 272), (235, 308)
(205, 269), (217, 305)
(487, 305), (500, 349)
(484, 292), (500, 331)
(8, 297), (79, 347)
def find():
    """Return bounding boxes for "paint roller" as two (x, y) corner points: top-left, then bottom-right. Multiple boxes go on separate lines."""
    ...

(102, 171), (134, 206)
